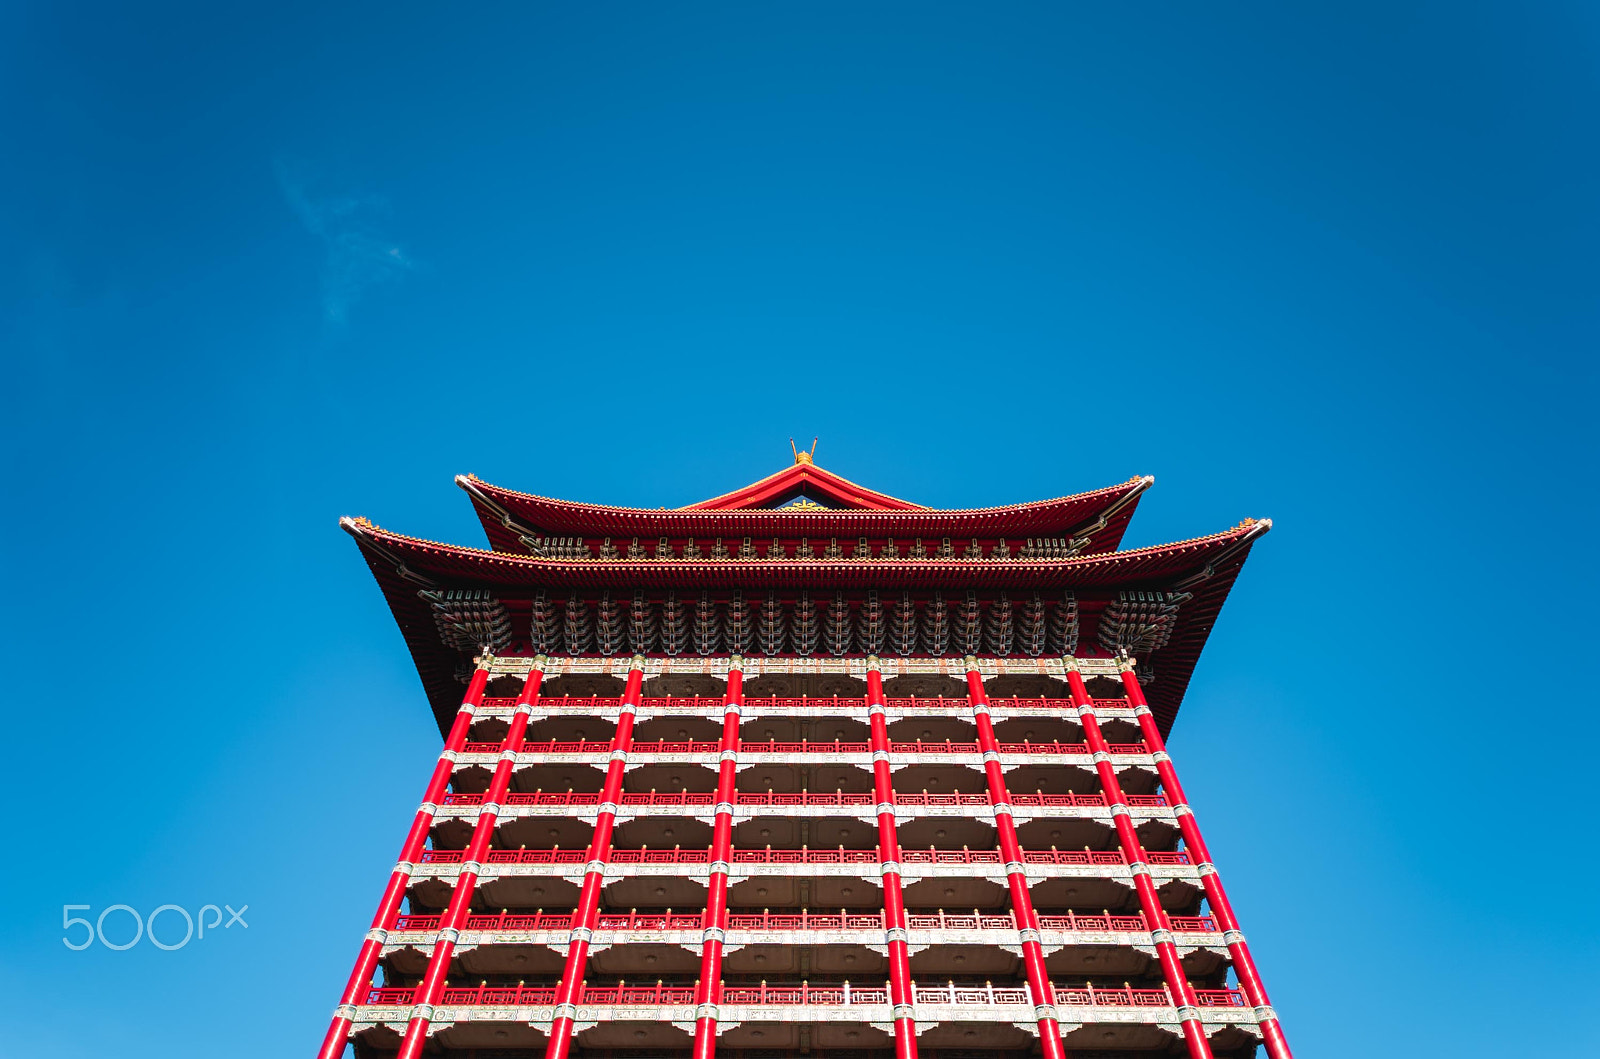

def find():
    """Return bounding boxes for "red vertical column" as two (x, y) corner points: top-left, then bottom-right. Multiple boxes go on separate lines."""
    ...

(394, 656), (551, 1059)
(543, 655), (645, 1059)
(865, 657), (920, 1059)
(1063, 657), (1215, 1059)
(691, 656), (745, 1059)
(1118, 655), (1292, 1059)
(315, 653), (499, 1059)
(962, 658), (1070, 1059)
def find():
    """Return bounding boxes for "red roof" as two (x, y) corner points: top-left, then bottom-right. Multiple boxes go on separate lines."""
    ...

(345, 518), (1261, 592)
(458, 463), (1153, 557)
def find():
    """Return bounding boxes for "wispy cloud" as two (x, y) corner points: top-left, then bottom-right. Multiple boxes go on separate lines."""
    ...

(275, 159), (414, 322)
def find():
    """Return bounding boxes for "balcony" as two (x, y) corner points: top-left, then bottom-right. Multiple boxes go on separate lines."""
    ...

(349, 979), (1260, 1055)
(427, 787), (1175, 852)
(400, 845), (1207, 934)
(410, 846), (1192, 869)
(454, 737), (1153, 758)
(433, 789), (1169, 812)
(471, 696), (1138, 726)
(381, 909), (1223, 978)
(405, 845), (1198, 904)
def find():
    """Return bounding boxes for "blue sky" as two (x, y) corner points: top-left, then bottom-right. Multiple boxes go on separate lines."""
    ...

(2, 3), (1596, 1056)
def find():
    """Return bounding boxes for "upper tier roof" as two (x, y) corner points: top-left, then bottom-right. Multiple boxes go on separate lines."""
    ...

(459, 456), (1153, 556)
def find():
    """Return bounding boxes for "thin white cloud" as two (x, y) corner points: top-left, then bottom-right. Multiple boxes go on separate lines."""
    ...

(275, 159), (414, 322)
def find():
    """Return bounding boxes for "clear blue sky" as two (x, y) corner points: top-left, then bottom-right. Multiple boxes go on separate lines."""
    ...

(2, 4), (1595, 1056)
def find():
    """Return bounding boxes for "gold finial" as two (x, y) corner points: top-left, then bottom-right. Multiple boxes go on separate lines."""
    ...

(790, 437), (818, 465)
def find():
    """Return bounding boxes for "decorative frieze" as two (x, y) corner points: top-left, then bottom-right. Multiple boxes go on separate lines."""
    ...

(1098, 590), (1186, 655)
(527, 591), (1088, 662)
(418, 588), (513, 652)
(923, 593), (950, 654)
(530, 591), (560, 654)
(858, 590), (887, 656)
(481, 653), (1125, 679)
(693, 592), (721, 656)
(725, 590), (754, 653)
(1018, 593), (1048, 657)
(825, 592), (852, 656)
(792, 591), (821, 656)
(660, 592), (690, 656)
(757, 593), (785, 656)
(890, 593), (918, 656)
(626, 591), (656, 654)
(1049, 591), (1079, 656)
(594, 593), (624, 656)
(985, 593), (1014, 656)
(955, 591), (983, 655)
(563, 593), (593, 655)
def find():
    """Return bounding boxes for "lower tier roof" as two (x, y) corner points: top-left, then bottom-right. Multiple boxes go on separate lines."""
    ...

(342, 517), (1268, 737)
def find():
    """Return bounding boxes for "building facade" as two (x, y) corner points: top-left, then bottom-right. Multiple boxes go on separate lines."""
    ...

(317, 455), (1290, 1059)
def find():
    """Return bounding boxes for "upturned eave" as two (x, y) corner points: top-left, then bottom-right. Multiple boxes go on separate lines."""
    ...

(458, 473), (1153, 557)
(341, 514), (1267, 737)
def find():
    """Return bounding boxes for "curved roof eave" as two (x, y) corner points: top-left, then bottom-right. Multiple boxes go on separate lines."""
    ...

(341, 514), (1268, 737)
(343, 515), (1262, 592)
(458, 473), (1154, 556)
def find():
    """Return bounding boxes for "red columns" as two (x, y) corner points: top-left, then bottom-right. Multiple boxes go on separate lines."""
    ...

(1063, 657), (1215, 1059)
(1118, 656), (1292, 1059)
(691, 657), (745, 1059)
(543, 655), (646, 1059)
(394, 657), (550, 1059)
(316, 656), (497, 1059)
(865, 658), (920, 1059)
(962, 659), (1070, 1059)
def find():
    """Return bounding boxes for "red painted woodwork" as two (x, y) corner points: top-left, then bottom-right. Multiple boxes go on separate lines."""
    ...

(541, 660), (644, 1059)
(461, 737), (1151, 755)
(394, 661), (549, 1059)
(691, 662), (743, 1059)
(359, 980), (1248, 1009)
(1119, 659), (1293, 1059)
(1064, 660), (1216, 1059)
(866, 663), (919, 1059)
(478, 694), (1134, 712)
(963, 662), (1070, 1059)
(315, 660), (492, 1059)
(432, 788), (1166, 809)
(386, 910), (1217, 933)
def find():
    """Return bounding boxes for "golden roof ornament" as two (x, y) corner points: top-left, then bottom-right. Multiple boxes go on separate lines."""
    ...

(790, 436), (818, 465)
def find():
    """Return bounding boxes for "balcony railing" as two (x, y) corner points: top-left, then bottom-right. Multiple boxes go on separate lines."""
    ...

(389, 909), (1218, 933)
(481, 696), (1131, 713)
(733, 847), (879, 865)
(437, 790), (1169, 808)
(415, 844), (1193, 867)
(723, 981), (890, 1005)
(460, 738), (1149, 755)
(362, 979), (1245, 1009)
